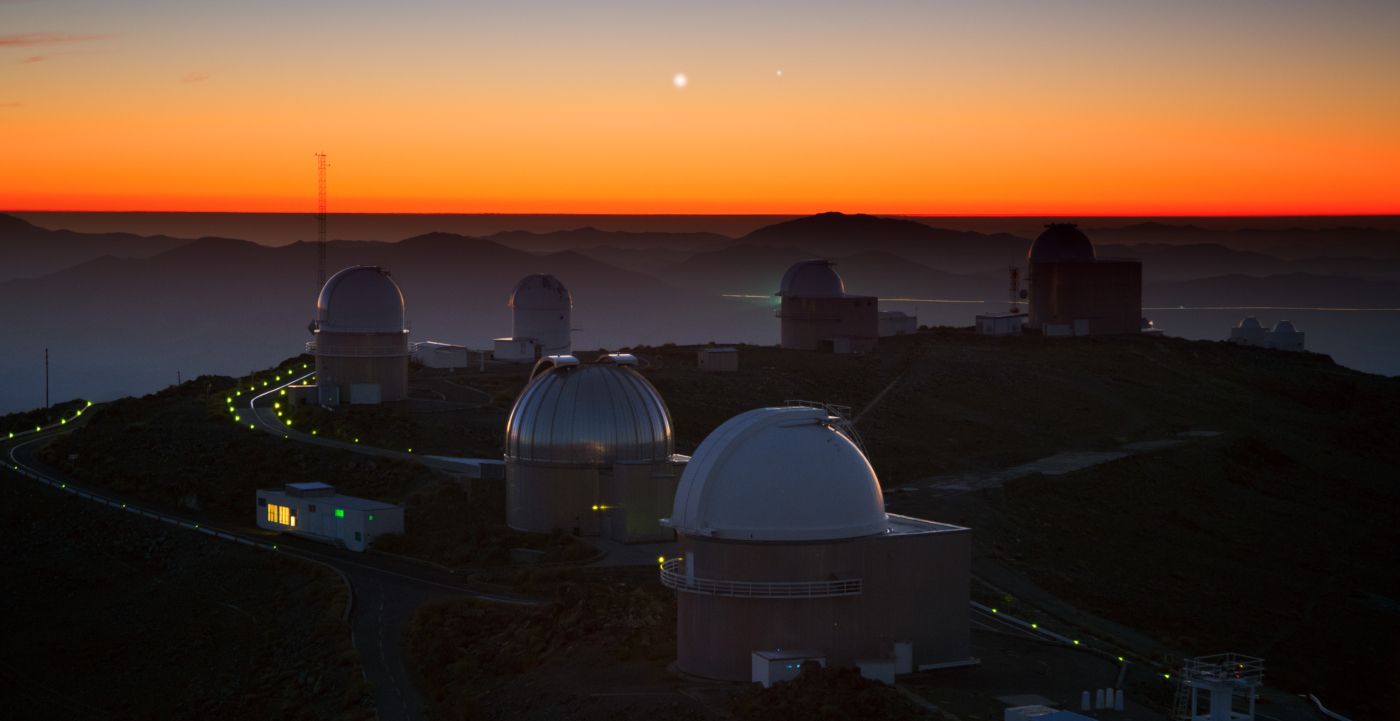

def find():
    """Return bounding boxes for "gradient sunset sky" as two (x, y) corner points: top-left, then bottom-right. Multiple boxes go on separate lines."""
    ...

(3, 0), (1398, 215)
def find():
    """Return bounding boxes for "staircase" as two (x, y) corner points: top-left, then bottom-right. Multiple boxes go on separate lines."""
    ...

(1172, 678), (1192, 721)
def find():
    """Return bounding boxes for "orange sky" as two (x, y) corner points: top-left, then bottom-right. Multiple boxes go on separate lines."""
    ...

(3, 0), (1398, 215)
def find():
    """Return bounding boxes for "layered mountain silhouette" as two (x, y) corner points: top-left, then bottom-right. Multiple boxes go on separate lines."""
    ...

(0, 213), (192, 283)
(3, 212), (1400, 413)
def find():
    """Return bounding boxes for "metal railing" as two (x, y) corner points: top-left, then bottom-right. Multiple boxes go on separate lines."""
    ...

(785, 400), (868, 456)
(659, 559), (861, 599)
(306, 343), (411, 357)
(1181, 653), (1264, 686)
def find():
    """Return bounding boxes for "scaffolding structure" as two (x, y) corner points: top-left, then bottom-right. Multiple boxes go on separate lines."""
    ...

(784, 400), (867, 456)
(1173, 653), (1264, 721)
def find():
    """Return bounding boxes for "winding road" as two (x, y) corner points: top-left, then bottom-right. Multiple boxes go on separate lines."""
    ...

(4, 388), (537, 721)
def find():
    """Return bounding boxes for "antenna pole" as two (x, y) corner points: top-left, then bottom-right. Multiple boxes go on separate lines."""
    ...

(316, 152), (327, 288)
(45, 348), (49, 409)
(1009, 265), (1021, 314)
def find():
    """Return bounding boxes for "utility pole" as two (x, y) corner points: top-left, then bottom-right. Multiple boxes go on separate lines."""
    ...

(44, 348), (49, 409)
(316, 152), (327, 288)
(177, 371), (182, 386)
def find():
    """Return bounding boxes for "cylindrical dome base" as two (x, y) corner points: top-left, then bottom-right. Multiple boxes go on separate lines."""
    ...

(675, 524), (970, 681)
(506, 462), (602, 536)
(1027, 261), (1142, 335)
(314, 330), (410, 402)
(778, 296), (878, 351)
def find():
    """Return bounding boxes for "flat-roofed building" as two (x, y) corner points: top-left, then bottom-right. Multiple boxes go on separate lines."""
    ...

(697, 347), (739, 372)
(256, 482), (403, 552)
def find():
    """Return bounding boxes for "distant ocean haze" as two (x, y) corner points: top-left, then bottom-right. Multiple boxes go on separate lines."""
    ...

(1, 212), (1398, 414)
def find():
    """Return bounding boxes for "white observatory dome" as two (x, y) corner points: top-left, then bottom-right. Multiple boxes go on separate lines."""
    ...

(1272, 320), (1297, 333)
(777, 260), (846, 298)
(510, 274), (571, 310)
(667, 407), (888, 542)
(317, 266), (405, 333)
(1239, 316), (1263, 329)
(509, 273), (572, 355)
(505, 357), (672, 466)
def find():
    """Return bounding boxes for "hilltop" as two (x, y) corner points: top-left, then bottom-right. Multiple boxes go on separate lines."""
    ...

(10, 328), (1399, 718)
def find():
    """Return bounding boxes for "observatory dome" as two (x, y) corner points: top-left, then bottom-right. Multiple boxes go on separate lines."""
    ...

(1028, 223), (1096, 264)
(1272, 320), (1297, 333)
(505, 358), (672, 466)
(511, 274), (572, 310)
(777, 260), (846, 297)
(317, 266), (405, 333)
(668, 407), (888, 542)
(1239, 317), (1263, 329)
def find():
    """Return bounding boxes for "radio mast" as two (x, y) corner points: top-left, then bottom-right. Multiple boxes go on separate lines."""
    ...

(316, 152), (327, 287)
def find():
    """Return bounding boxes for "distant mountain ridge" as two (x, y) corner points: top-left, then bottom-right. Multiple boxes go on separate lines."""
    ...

(740, 212), (1031, 274)
(0, 213), (194, 283)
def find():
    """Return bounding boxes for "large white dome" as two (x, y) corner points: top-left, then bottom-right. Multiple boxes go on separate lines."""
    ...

(667, 407), (889, 542)
(317, 266), (405, 333)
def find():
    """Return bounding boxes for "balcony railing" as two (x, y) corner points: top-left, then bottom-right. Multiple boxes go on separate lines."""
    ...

(659, 558), (861, 599)
(1182, 653), (1265, 686)
(306, 341), (410, 357)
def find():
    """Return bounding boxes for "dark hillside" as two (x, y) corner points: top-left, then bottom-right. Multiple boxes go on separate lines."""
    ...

(32, 358), (588, 568)
(0, 466), (367, 720)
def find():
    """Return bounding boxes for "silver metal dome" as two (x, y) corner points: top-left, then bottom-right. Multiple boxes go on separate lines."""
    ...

(317, 266), (405, 333)
(505, 358), (673, 467)
(776, 259), (845, 297)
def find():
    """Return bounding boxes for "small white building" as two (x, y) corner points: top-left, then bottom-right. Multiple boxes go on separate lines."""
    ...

(415, 341), (470, 369)
(1265, 320), (1304, 352)
(878, 311), (918, 337)
(752, 650), (825, 688)
(256, 482), (403, 552)
(697, 347), (738, 372)
(1229, 317), (1267, 347)
(977, 312), (1024, 336)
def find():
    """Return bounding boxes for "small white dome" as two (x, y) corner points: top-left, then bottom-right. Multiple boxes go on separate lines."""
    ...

(1272, 320), (1297, 333)
(777, 260), (845, 298)
(1239, 316), (1263, 329)
(667, 407), (888, 542)
(511, 274), (571, 310)
(317, 266), (405, 333)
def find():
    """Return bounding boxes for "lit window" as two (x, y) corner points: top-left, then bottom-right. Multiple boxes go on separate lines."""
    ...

(335, 509), (344, 518)
(289, 509), (297, 527)
(278, 506), (289, 525)
(368, 515), (374, 521)
(267, 504), (277, 522)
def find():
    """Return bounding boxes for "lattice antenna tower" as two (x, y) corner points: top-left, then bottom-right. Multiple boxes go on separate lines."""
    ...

(316, 152), (328, 288)
(1008, 265), (1022, 314)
